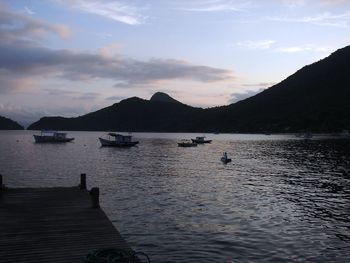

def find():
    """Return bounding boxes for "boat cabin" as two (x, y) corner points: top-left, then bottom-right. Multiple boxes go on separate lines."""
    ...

(41, 130), (68, 139)
(108, 133), (133, 142)
(53, 132), (68, 139)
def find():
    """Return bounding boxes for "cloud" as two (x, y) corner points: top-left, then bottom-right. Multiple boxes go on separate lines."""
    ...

(0, 44), (232, 85)
(24, 6), (35, 15)
(235, 40), (276, 50)
(0, 71), (40, 93)
(96, 32), (113, 39)
(57, 0), (146, 25)
(320, 0), (346, 5)
(77, 92), (100, 100)
(230, 81), (276, 104)
(0, 5), (71, 44)
(282, 0), (305, 8)
(242, 82), (276, 87)
(99, 43), (121, 58)
(106, 96), (127, 101)
(44, 89), (100, 100)
(0, 5), (233, 93)
(177, 0), (252, 12)
(275, 44), (331, 53)
(283, 0), (346, 7)
(230, 87), (265, 103)
(233, 39), (333, 54)
(0, 102), (87, 127)
(267, 11), (350, 27)
(0, 103), (40, 127)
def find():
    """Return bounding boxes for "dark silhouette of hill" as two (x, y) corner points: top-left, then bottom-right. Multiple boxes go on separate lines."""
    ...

(150, 92), (182, 104)
(205, 45), (350, 133)
(28, 97), (203, 132)
(0, 116), (24, 130)
(28, 45), (350, 132)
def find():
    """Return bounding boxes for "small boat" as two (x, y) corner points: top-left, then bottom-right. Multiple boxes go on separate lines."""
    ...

(33, 130), (74, 143)
(303, 132), (313, 139)
(191, 136), (212, 144)
(99, 133), (139, 147)
(295, 132), (313, 139)
(178, 140), (197, 147)
(221, 152), (231, 164)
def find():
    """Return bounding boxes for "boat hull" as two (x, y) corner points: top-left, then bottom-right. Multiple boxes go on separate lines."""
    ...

(33, 135), (74, 143)
(221, 157), (231, 164)
(191, 139), (212, 144)
(99, 137), (139, 147)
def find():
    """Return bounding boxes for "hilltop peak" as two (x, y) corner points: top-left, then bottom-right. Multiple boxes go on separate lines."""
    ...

(0, 115), (24, 130)
(150, 92), (181, 104)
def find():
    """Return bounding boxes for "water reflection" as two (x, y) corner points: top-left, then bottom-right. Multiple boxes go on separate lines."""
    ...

(0, 131), (350, 262)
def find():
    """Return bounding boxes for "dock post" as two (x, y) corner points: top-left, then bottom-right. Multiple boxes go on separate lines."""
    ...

(90, 187), (100, 208)
(80, 173), (86, 190)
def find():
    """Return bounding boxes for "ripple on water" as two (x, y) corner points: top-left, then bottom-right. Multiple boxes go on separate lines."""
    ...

(1, 131), (350, 262)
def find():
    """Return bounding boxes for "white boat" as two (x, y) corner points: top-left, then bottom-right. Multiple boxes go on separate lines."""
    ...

(191, 136), (212, 144)
(99, 133), (139, 147)
(295, 132), (313, 139)
(33, 130), (74, 143)
(178, 139), (197, 147)
(221, 152), (231, 164)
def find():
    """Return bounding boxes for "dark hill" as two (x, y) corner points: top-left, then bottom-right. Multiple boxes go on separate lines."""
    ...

(205, 46), (350, 132)
(150, 92), (181, 104)
(28, 96), (204, 132)
(28, 45), (350, 132)
(0, 115), (24, 130)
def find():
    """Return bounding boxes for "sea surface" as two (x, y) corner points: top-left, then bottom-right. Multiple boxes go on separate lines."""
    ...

(1, 130), (350, 262)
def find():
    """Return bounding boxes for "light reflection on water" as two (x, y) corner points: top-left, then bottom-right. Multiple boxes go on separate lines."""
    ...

(0, 131), (349, 262)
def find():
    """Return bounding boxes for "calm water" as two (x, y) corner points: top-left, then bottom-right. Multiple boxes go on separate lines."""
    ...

(1, 131), (350, 262)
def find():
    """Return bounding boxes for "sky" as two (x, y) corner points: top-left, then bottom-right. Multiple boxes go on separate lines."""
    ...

(0, 0), (349, 126)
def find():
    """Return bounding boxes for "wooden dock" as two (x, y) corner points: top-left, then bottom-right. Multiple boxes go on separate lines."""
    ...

(0, 174), (139, 263)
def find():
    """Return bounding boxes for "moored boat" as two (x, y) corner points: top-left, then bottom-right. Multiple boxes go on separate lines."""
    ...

(303, 132), (313, 139)
(191, 136), (212, 144)
(295, 132), (313, 139)
(33, 130), (74, 143)
(99, 133), (139, 147)
(178, 140), (197, 147)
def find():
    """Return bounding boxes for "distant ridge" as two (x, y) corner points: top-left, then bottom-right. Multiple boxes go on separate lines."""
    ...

(150, 92), (181, 104)
(28, 95), (202, 132)
(0, 115), (24, 130)
(28, 45), (350, 132)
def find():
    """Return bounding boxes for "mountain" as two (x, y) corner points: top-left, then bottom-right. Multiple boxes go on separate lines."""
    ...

(28, 96), (203, 132)
(150, 92), (182, 104)
(205, 45), (350, 133)
(0, 116), (24, 130)
(28, 45), (350, 132)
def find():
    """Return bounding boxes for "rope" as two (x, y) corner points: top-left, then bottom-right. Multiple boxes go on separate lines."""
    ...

(85, 248), (150, 263)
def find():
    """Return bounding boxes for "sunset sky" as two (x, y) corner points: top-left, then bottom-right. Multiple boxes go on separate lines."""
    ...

(0, 0), (349, 126)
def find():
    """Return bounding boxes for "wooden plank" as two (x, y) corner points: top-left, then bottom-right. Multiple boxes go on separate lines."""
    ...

(0, 187), (137, 263)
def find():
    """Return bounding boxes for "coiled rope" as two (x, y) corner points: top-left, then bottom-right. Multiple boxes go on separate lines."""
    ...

(85, 248), (150, 263)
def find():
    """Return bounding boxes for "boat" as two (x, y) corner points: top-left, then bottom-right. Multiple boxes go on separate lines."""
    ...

(221, 152), (231, 164)
(178, 140), (197, 147)
(99, 133), (139, 147)
(295, 132), (313, 139)
(303, 132), (313, 139)
(33, 130), (74, 143)
(191, 136), (212, 144)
